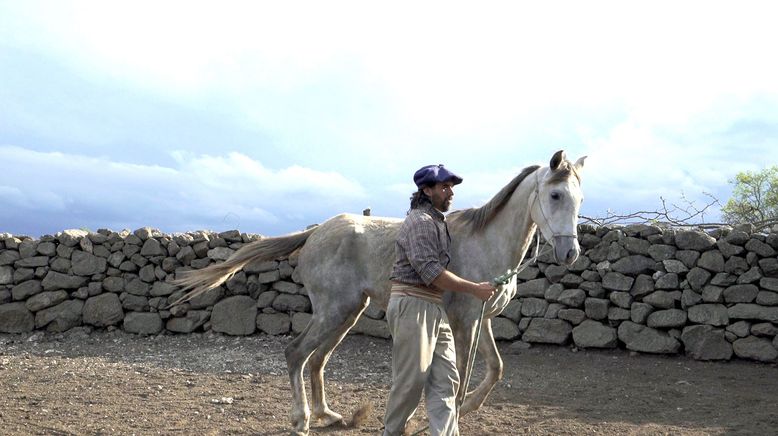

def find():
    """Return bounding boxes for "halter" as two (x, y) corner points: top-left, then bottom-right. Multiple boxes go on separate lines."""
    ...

(532, 168), (578, 240)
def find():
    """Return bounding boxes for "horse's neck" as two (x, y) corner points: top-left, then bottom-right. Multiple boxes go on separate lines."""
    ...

(485, 172), (539, 269)
(453, 170), (539, 279)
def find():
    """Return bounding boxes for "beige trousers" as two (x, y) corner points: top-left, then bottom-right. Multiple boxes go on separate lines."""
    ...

(383, 295), (460, 436)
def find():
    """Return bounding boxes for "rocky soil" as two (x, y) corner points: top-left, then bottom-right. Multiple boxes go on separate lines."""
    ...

(1, 329), (777, 435)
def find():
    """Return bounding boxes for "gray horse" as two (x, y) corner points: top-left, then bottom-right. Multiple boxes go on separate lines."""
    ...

(172, 150), (586, 435)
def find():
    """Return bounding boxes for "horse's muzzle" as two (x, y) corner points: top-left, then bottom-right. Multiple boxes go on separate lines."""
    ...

(553, 236), (580, 265)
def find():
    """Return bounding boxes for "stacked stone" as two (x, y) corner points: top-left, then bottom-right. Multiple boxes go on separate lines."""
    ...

(2, 223), (777, 363)
(0, 228), (301, 337)
(492, 223), (778, 363)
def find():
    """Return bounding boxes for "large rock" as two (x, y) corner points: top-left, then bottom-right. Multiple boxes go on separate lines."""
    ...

(272, 294), (311, 313)
(723, 284), (759, 303)
(211, 296), (257, 335)
(682, 289), (703, 308)
(648, 244), (677, 261)
(0, 302), (35, 333)
(0, 251), (21, 267)
(15, 256), (50, 268)
(602, 272), (634, 291)
(257, 312), (291, 335)
(272, 281), (302, 295)
(760, 258), (778, 278)
(584, 298), (609, 320)
(675, 230), (716, 251)
(572, 320), (617, 348)
(737, 267), (762, 285)
(757, 291), (778, 306)
(35, 300), (84, 332)
(733, 336), (778, 362)
(611, 255), (656, 275)
(688, 304), (729, 326)
(491, 317), (520, 340)
(521, 318), (572, 344)
(520, 298), (548, 317)
(760, 278), (778, 292)
(11, 280), (43, 300)
(26, 290), (68, 312)
(681, 325), (733, 361)
(630, 274), (655, 298)
(0, 265), (13, 284)
(42, 271), (89, 291)
(655, 273), (679, 290)
(697, 251), (725, 273)
(745, 239), (776, 257)
(123, 312), (163, 335)
(686, 268), (711, 291)
(501, 300), (522, 322)
(58, 229), (89, 247)
(166, 310), (210, 333)
(643, 291), (676, 309)
(188, 286), (225, 309)
(517, 278), (549, 298)
(630, 302), (654, 324)
(662, 260), (688, 274)
(207, 247), (234, 261)
(646, 309), (687, 328)
(717, 240), (744, 258)
(83, 293), (124, 327)
(71, 250), (107, 276)
(558, 289), (586, 308)
(728, 304), (778, 323)
(617, 321), (681, 354)
(140, 238), (165, 256)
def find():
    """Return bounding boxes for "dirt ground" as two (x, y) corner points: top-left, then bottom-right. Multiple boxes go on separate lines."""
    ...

(0, 329), (776, 436)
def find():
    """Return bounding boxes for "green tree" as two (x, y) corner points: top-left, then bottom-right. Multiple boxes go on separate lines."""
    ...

(721, 166), (778, 225)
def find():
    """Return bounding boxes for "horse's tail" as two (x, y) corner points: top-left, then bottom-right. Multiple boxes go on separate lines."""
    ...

(167, 227), (317, 307)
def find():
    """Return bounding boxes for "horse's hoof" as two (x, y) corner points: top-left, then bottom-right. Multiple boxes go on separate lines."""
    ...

(289, 431), (308, 436)
(313, 409), (345, 428)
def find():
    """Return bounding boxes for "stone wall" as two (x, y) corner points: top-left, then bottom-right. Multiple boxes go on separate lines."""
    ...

(1, 224), (777, 363)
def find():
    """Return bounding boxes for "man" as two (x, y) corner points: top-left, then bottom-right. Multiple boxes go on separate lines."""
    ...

(383, 164), (496, 436)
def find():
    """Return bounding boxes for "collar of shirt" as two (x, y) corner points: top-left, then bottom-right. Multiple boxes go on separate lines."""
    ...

(420, 203), (446, 222)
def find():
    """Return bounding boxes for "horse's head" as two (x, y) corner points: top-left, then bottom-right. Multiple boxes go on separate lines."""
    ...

(531, 150), (586, 265)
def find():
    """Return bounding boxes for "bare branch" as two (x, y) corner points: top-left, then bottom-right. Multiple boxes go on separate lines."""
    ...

(579, 192), (725, 229)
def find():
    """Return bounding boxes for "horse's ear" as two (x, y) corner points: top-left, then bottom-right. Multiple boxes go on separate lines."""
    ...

(574, 156), (587, 171)
(550, 150), (566, 171)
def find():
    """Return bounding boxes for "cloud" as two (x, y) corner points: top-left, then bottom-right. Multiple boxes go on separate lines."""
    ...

(0, 146), (366, 236)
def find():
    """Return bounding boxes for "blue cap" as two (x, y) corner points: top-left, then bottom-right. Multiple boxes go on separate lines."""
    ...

(413, 164), (463, 189)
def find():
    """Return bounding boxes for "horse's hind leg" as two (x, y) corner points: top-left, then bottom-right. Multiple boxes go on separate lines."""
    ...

(309, 292), (369, 427)
(284, 290), (368, 435)
(285, 321), (315, 435)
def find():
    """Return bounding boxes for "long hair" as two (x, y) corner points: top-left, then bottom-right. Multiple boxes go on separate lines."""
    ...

(409, 188), (431, 213)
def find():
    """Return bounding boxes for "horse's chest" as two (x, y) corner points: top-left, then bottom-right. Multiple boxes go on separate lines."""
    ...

(485, 279), (518, 318)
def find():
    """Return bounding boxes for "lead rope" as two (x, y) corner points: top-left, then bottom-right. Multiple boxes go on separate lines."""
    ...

(410, 235), (549, 436)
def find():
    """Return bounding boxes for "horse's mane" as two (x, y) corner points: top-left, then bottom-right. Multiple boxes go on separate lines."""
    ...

(448, 165), (540, 233)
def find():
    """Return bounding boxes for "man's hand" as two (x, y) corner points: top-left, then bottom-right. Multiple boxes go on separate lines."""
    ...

(471, 282), (496, 302)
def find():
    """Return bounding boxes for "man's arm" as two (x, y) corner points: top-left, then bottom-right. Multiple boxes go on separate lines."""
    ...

(432, 270), (495, 302)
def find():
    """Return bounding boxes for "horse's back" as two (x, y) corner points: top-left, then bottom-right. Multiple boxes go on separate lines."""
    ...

(294, 213), (401, 307)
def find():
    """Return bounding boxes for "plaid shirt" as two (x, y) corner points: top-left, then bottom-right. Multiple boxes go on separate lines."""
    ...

(390, 203), (451, 286)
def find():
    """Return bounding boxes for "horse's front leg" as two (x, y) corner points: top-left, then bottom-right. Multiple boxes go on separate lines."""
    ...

(460, 318), (503, 416)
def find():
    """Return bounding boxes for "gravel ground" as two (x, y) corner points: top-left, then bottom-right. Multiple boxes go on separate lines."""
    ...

(1, 328), (777, 435)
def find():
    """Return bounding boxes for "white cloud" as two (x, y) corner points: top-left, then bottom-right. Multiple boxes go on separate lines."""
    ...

(0, 146), (366, 235)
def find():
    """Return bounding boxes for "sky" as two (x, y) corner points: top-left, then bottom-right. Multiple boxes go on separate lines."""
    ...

(1, 1), (778, 238)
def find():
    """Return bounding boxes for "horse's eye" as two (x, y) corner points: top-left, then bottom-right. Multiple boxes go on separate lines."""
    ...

(550, 192), (561, 201)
